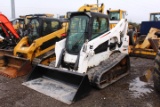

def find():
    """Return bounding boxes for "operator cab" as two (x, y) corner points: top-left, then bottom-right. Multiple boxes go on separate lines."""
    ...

(150, 12), (160, 21)
(66, 12), (109, 54)
(107, 10), (126, 20)
(11, 18), (25, 29)
(107, 9), (126, 29)
(26, 17), (67, 44)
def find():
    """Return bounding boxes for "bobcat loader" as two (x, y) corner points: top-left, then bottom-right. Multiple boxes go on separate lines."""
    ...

(0, 16), (68, 78)
(23, 11), (130, 104)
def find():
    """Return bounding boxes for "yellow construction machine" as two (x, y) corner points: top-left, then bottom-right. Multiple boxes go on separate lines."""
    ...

(0, 16), (68, 78)
(142, 31), (160, 93)
(129, 12), (160, 58)
(107, 9), (127, 29)
(23, 11), (130, 104)
(14, 16), (68, 62)
(129, 28), (160, 58)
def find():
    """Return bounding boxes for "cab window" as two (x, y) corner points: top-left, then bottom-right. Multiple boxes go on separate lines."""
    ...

(42, 20), (59, 36)
(109, 12), (120, 20)
(150, 13), (160, 21)
(91, 17), (108, 39)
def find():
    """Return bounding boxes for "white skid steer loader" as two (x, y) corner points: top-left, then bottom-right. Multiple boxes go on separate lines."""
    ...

(23, 11), (130, 104)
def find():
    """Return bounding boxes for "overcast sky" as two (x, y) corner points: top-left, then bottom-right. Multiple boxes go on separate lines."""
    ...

(0, 0), (160, 23)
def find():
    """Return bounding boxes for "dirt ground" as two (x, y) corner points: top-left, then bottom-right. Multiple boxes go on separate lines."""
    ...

(0, 57), (160, 107)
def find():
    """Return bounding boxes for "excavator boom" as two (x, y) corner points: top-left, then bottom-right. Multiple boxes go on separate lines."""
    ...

(78, 3), (104, 13)
(0, 13), (20, 39)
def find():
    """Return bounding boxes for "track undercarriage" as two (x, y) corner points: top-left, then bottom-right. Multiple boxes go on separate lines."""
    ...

(88, 52), (130, 89)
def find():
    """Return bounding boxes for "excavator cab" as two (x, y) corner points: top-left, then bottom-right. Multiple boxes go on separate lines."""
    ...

(11, 18), (25, 37)
(107, 9), (126, 29)
(150, 12), (160, 21)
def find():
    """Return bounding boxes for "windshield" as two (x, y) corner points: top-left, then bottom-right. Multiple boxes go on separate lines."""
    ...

(109, 12), (120, 20)
(28, 19), (39, 37)
(27, 19), (40, 44)
(150, 13), (160, 21)
(42, 20), (60, 36)
(66, 15), (89, 54)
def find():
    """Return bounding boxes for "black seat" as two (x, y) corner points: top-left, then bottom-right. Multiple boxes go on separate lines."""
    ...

(111, 17), (116, 20)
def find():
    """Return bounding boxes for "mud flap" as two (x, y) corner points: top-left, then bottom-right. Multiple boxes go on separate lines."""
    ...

(0, 54), (32, 78)
(23, 64), (91, 104)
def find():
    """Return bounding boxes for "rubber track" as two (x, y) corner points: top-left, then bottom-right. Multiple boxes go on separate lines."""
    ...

(88, 52), (129, 89)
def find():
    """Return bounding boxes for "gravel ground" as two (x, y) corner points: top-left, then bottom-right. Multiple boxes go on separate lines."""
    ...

(0, 57), (160, 107)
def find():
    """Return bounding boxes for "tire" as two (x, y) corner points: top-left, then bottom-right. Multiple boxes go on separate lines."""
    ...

(127, 30), (137, 45)
(153, 52), (160, 92)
